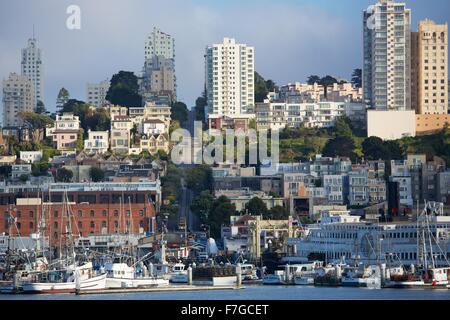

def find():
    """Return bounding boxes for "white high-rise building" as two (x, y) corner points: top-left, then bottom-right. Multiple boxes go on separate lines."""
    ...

(143, 27), (176, 100)
(2, 73), (35, 127)
(86, 80), (110, 107)
(205, 37), (255, 116)
(145, 27), (175, 60)
(21, 38), (43, 109)
(363, 0), (411, 111)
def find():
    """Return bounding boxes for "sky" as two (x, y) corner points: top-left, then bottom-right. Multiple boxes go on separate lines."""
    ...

(0, 0), (449, 114)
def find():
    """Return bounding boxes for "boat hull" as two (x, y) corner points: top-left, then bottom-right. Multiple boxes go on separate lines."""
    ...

(106, 277), (169, 289)
(293, 277), (315, 286)
(21, 273), (107, 294)
(170, 273), (188, 284)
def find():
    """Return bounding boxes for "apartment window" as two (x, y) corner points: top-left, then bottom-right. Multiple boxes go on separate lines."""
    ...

(90, 210), (95, 217)
(102, 210), (107, 217)
(90, 221), (95, 228)
(78, 210), (82, 218)
(78, 221), (82, 229)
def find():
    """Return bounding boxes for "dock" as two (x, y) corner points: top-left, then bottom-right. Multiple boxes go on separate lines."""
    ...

(77, 285), (245, 295)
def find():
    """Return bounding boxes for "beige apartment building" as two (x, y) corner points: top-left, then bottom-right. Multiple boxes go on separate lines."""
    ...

(412, 19), (448, 115)
(2, 73), (35, 127)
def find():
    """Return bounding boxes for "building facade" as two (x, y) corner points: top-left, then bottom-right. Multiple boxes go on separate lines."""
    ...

(21, 38), (43, 108)
(205, 37), (255, 116)
(143, 27), (176, 100)
(0, 182), (161, 246)
(52, 113), (80, 151)
(363, 0), (411, 111)
(412, 20), (448, 115)
(2, 73), (35, 127)
(86, 80), (110, 107)
(84, 130), (109, 154)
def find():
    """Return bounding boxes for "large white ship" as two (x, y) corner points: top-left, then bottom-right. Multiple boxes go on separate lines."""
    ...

(288, 202), (450, 267)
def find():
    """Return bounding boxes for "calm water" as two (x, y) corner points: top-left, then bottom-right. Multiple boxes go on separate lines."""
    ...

(1, 285), (449, 300)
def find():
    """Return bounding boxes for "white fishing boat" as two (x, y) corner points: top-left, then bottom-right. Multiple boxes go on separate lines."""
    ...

(341, 265), (381, 288)
(169, 263), (188, 283)
(21, 262), (107, 294)
(240, 264), (259, 281)
(262, 270), (285, 285)
(292, 261), (322, 286)
(104, 263), (169, 288)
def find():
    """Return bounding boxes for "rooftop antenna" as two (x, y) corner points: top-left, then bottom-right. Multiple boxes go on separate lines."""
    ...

(32, 24), (35, 39)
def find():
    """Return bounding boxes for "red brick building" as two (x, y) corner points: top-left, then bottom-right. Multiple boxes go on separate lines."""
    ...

(0, 182), (160, 246)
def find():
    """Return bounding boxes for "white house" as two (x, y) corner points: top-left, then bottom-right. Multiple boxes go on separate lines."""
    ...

(20, 151), (42, 164)
(84, 130), (109, 154)
(139, 119), (167, 135)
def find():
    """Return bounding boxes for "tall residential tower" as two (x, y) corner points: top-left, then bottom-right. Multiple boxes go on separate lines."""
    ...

(205, 37), (255, 116)
(21, 38), (43, 109)
(2, 73), (35, 127)
(363, 0), (411, 111)
(142, 27), (176, 100)
(412, 20), (448, 115)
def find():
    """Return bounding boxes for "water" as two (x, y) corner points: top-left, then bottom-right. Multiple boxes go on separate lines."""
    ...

(1, 285), (449, 300)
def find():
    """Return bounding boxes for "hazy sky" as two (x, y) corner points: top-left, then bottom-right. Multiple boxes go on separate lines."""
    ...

(0, 0), (449, 113)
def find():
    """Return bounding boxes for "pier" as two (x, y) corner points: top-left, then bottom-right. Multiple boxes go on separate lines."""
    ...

(77, 285), (245, 295)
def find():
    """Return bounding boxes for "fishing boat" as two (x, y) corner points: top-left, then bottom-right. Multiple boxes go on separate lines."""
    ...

(21, 262), (106, 294)
(240, 264), (260, 282)
(293, 261), (322, 286)
(263, 264), (315, 285)
(169, 262), (188, 283)
(104, 262), (169, 288)
(314, 263), (345, 287)
(341, 265), (381, 288)
(384, 202), (450, 289)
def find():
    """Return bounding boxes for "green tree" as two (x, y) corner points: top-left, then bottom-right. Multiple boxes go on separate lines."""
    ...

(384, 140), (404, 160)
(56, 87), (70, 111)
(322, 136), (356, 159)
(334, 116), (353, 138)
(209, 196), (236, 238)
(17, 112), (54, 141)
(161, 164), (184, 201)
(32, 160), (50, 177)
(171, 101), (189, 123)
(362, 136), (386, 160)
(254, 72), (278, 103)
(76, 128), (85, 152)
(268, 206), (289, 220)
(89, 167), (105, 182)
(106, 71), (142, 107)
(19, 174), (29, 183)
(245, 197), (268, 216)
(319, 75), (338, 99)
(351, 68), (362, 88)
(307, 75), (321, 85)
(191, 191), (214, 223)
(56, 167), (73, 182)
(186, 165), (212, 195)
(195, 96), (207, 122)
(36, 100), (46, 114)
